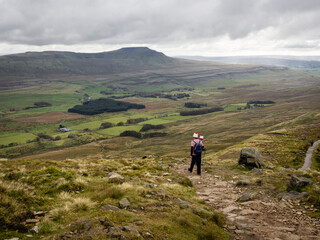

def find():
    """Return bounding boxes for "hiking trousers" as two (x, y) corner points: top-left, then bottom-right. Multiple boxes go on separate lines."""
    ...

(190, 154), (201, 175)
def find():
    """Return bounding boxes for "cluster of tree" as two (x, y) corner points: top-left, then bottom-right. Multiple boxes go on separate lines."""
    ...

(180, 107), (224, 116)
(126, 118), (148, 124)
(99, 122), (113, 129)
(140, 124), (165, 132)
(184, 102), (207, 108)
(37, 133), (61, 141)
(247, 100), (275, 104)
(120, 130), (142, 138)
(119, 130), (167, 139)
(24, 101), (52, 110)
(68, 98), (145, 115)
(217, 87), (226, 90)
(168, 87), (194, 92)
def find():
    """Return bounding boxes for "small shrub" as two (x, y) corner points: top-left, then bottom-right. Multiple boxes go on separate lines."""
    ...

(68, 133), (76, 138)
(70, 197), (96, 211)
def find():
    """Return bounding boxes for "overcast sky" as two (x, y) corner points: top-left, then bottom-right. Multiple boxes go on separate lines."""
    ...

(1, 0), (320, 56)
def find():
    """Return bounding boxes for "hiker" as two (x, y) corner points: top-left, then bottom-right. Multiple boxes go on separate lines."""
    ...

(188, 132), (205, 175)
(311, 140), (314, 146)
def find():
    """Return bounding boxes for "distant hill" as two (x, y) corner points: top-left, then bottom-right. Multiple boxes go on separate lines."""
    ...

(0, 47), (290, 90)
(0, 47), (178, 78)
(179, 55), (320, 71)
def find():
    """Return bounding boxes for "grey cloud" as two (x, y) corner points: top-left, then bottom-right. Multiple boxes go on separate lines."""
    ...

(0, 0), (320, 50)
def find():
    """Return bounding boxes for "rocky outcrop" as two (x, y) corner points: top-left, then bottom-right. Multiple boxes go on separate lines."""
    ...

(238, 148), (266, 168)
(287, 175), (313, 191)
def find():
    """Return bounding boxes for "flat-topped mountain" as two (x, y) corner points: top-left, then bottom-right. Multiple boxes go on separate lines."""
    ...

(0, 47), (178, 77)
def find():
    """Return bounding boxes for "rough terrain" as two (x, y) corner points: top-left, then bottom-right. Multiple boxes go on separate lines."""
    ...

(176, 162), (320, 240)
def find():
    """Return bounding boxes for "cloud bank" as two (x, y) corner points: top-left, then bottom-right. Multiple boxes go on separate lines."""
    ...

(1, 0), (320, 56)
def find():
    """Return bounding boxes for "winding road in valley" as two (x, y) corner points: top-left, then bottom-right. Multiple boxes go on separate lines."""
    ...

(299, 140), (320, 171)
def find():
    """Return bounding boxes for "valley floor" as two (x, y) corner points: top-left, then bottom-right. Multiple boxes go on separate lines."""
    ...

(176, 161), (320, 240)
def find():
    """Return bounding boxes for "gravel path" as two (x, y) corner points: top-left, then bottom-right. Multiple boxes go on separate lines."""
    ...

(299, 140), (320, 170)
(176, 161), (320, 240)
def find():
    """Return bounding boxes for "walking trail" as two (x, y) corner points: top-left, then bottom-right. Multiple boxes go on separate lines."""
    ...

(176, 162), (320, 240)
(299, 140), (320, 170)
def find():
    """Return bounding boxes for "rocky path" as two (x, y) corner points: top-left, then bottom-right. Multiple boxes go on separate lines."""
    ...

(299, 140), (320, 170)
(176, 163), (320, 240)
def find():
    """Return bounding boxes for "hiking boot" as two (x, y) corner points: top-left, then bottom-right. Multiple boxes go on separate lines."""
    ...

(188, 168), (192, 173)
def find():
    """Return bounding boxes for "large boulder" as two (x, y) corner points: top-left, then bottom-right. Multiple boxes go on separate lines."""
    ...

(238, 148), (265, 168)
(287, 175), (313, 191)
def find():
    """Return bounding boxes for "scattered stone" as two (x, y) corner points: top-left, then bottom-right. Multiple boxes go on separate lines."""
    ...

(199, 207), (213, 215)
(175, 198), (192, 208)
(26, 219), (39, 224)
(34, 211), (45, 216)
(69, 219), (92, 233)
(251, 168), (263, 174)
(238, 148), (266, 168)
(143, 183), (155, 188)
(108, 172), (125, 184)
(279, 191), (309, 200)
(98, 217), (114, 228)
(163, 172), (169, 176)
(287, 175), (313, 191)
(119, 198), (130, 209)
(145, 172), (152, 177)
(236, 179), (251, 186)
(238, 192), (256, 202)
(30, 226), (39, 234)
(156, 189), (166, 199)
(122, 225), (140, 237)
(235, 229), (245, 234)
(144, 232), (154, 239)
(26, 235), (33, 238)
(106, 226), (122, 238)
(100, 204), (120, 211)
(167, 179), (172, 182)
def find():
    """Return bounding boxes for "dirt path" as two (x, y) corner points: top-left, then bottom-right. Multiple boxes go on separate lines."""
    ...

(176, 162), (320, 240)
(299, 140), (320, 170)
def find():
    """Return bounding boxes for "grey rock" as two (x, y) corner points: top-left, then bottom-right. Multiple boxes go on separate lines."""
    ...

(122, 225), (140, 236)
(238, 148), (266, 168)
(287, 175), (313, 191)
(106, 226), (122, 238)
(108, 172), (125, 183)
(199, 207), (213, 215)
(143, 183), (155, 188)
(119, 198), (130, 209)
(236, 179), (251, 186)
(175, 198), (192, 208)
(69, 219), (92, 233)
(144, 232), (154, 239)
(30, 226), (39, 234)
(279, 191), (309, 200)
(98, 217), (114, 228)
(238, 192), (256, 202)
(251, 168), (263, 174)
(100, 204), (120, 212)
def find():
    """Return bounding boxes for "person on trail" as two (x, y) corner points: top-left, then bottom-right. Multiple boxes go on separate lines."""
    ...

(188, 132), (205, 175)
